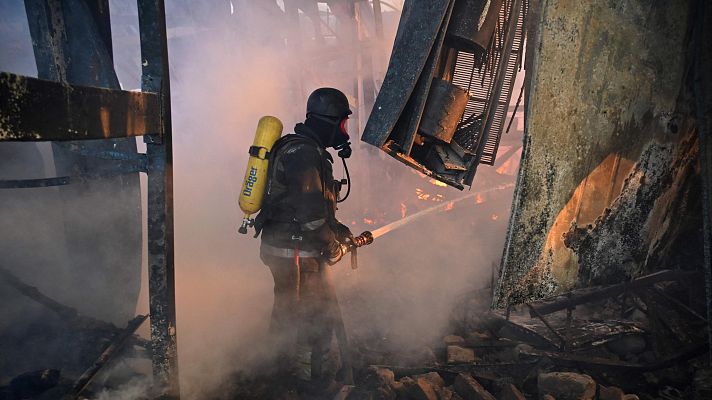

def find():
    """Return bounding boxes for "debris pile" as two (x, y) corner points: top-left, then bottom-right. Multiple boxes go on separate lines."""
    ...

(0, 268), (150, 400)
(339, 269), (709, 400)
(209, 267), (710, 400)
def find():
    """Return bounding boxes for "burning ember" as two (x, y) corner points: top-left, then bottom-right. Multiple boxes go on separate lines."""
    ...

(400, 202), (407, 218)
(428, 178), (448, 187)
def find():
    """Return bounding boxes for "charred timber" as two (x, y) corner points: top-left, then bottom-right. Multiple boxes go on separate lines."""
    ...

(527, 270), (701, 317)
(0, 72), (161, 142)
(68, 315), (149, 398)
(0, 267), (79, 321)
(518, 341), (708, 372)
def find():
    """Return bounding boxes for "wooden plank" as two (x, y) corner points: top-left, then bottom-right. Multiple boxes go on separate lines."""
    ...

(529, 270), (700, 316)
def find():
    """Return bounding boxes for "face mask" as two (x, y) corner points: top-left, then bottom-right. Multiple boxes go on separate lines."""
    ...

(339, 117), (349, 138)
(330, 116), (350, 152)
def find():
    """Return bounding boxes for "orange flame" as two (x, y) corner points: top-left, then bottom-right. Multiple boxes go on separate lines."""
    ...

(416, 188), (444, 202)
(445, 201), (455, 211)
(475, 193), (485, 204)
(363, 218), (375, 225)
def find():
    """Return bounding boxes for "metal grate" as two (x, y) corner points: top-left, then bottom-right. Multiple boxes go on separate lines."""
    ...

(451, 0), (527, 165)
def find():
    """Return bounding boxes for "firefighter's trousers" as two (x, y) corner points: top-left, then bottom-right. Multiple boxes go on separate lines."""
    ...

(260, 250), (338, 379)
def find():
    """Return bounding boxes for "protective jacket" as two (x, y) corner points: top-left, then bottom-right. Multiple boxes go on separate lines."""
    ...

(256, 123), (343, 255)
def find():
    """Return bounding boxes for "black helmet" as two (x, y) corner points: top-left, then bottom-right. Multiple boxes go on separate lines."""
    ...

(306, 88), (352, 119)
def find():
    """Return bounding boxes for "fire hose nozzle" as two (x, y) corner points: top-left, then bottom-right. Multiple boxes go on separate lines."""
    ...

(351, 231), (374, 248)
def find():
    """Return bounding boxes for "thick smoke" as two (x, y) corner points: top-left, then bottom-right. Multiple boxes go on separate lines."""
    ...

(1, 1), (521, 398)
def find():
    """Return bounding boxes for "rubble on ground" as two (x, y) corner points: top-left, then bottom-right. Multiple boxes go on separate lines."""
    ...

(209, 268), (710, 400)
(4, 268), (709, 400)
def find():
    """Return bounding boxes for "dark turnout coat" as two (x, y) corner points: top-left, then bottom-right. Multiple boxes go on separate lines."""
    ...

(256, 123), (343, 256)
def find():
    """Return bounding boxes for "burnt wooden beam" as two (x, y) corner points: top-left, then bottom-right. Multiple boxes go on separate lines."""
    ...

(528, 270), (701, 317)
(138, 0), (180, 397)
(0, 267), (79, 321)
(69, 315), (149, 398)
(0, 72), (161, 141)
(518, 341), (708, 372)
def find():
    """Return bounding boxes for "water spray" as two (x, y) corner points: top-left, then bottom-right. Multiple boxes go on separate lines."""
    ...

(370, 183), (515, 239)
(340, 183), (513, 269)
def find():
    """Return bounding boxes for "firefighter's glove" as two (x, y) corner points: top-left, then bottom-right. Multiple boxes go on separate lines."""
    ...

(325, 241), (350, 266)
(332, 221), (354, 243)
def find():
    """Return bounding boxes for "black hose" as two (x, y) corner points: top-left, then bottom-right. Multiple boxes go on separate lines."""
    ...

(337, 156), (351, 203)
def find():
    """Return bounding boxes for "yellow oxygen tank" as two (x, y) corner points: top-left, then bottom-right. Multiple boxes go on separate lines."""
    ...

(238, 116), (283, 234)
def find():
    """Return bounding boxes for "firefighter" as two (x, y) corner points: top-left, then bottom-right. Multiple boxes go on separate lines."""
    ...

(255, 87), (354, 383)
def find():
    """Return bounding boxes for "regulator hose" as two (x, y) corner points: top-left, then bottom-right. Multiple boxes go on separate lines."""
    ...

(337, 156), (351, 203)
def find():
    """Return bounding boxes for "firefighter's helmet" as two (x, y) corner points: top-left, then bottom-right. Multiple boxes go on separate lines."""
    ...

(306, 88), (352, 119)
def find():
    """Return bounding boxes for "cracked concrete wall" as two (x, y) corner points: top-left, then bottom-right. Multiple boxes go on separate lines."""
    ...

(494, 0), (699, 307)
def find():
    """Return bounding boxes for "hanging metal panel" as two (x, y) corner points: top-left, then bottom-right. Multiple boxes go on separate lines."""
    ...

(361, 0), (527, 189)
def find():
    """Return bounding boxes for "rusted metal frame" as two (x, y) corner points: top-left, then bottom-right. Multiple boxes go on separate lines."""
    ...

(466, 0), (522, 183)
(0, 161), (148, 189)
(0, 72), (162, 142)
(138, 0), (179, 397)
(525, 303), (566, 351)
(529, 270), (700, 317)
(1, 145), (148, 189)
(68, 315), (149, 398)
(0, 177), (72, 189)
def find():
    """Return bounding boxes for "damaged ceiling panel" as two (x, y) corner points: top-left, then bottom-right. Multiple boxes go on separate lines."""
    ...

(494, 0), (700, 307)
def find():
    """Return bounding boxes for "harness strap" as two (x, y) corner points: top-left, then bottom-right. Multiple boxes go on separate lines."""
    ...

(260, 243), (322, 258)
